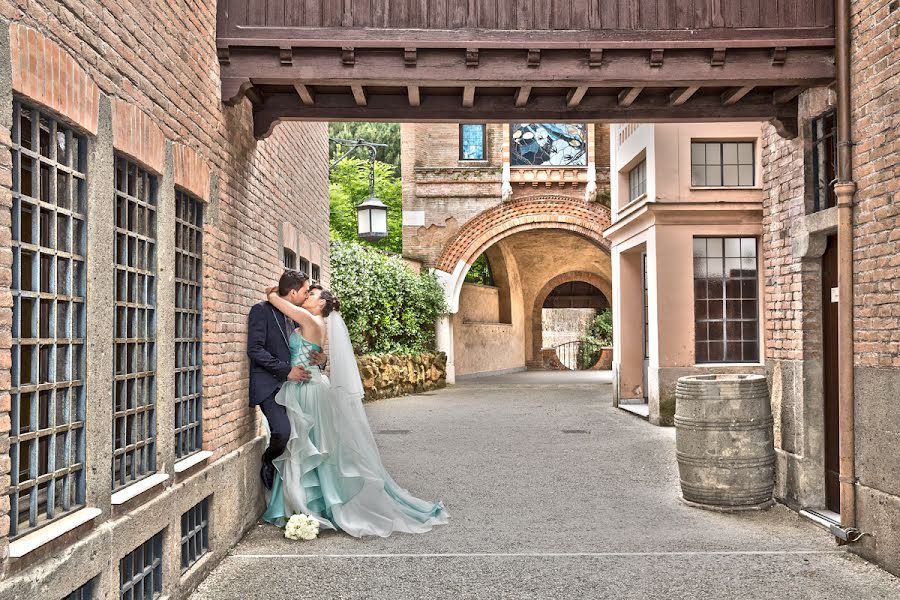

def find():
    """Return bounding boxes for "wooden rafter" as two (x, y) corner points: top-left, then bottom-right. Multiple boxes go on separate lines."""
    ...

(515, 86), (532, 108)
(567, 86), (590, 108)
(407, 85), (420, 107)
(293, 82), (315, 105)
(721, 85), (755, 105)
(462, 85), (475, 107)
(669, 86), (700, 106)
(350, 84), (367, 106)
(618, 87), (643, 107)
(773, 86), (805, 104)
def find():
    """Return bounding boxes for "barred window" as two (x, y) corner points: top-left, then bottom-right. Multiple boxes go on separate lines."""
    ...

(311, 264), (321, 285)
(629, 159), (646, 202)
(113, 155), (158, 490)
(9, 99), (87, 539)
(298, 256), (310, 277)
(459, 124), (486, 160)
(283, 248), (296, 270)
(810, 110), (837, 212)
(180, 497), (210, 573)
(175, 191), (203, 459)
(693, 237), (759, 363)
(120, 532), (163, 600)
(64, 578), (96, 600)
(691, 141), (755, 187)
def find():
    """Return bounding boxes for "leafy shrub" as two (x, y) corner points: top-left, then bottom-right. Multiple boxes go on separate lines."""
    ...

(329, 240), (447, 355)
(329, 158), (402, 254)
(576, 308), (613, 368)
(464, 254), (494, 286)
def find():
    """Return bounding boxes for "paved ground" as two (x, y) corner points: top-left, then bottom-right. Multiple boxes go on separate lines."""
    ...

(193, 372), (900, 599)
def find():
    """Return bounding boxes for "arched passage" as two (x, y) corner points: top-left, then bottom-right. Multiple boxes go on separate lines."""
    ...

(531, 271), (613, 365)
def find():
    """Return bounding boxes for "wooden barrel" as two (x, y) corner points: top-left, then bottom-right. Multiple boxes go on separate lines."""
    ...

(675, 374), (775, 510)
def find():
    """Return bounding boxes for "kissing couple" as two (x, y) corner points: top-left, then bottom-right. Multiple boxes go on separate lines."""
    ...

(247, 269), (448, 537)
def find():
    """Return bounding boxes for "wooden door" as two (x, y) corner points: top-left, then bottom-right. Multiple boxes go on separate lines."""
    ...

(822, 235), (840, 513)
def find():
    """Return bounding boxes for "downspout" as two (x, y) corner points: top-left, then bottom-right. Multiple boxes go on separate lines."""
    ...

(834, 0), (857, 536)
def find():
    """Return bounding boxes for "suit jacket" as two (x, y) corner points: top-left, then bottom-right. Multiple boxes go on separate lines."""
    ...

(247, 301), (295, 406)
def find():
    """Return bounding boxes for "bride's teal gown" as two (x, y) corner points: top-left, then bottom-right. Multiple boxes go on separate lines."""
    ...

(263, 330), (448, 537)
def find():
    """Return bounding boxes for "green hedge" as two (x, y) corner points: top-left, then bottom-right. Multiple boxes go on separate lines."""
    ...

(329, 240), (447, 355)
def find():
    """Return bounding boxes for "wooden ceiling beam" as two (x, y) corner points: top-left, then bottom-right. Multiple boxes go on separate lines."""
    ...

(773, 85), (806, 104)
(721, 85), (755, 106)
(408, 85), (420, 107)
(618, 87), (643, 107)
(515, 85), (532, 108)
(462, 85), (475, 107)
(350, 84), (367, 106)
(669, 86), (699, 106)
(567, 86), (590, 108)
(292, 82), (316, 105)
(253, 91), (797, 138)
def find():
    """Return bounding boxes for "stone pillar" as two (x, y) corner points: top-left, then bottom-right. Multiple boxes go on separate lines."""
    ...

(436, 314), (455, 384)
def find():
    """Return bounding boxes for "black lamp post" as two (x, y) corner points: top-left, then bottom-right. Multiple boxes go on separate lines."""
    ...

(329, 138), (389, 243)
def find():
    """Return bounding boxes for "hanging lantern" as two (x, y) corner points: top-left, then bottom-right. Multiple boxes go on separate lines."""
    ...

(356, 195), (388, 242)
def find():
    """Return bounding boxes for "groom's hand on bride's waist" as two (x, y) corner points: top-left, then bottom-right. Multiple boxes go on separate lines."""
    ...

(309, 351), (327, 369)
(287, 366), (312, 382)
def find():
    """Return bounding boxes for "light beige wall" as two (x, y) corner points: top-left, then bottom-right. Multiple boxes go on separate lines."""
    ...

(458, 283), (501, 323)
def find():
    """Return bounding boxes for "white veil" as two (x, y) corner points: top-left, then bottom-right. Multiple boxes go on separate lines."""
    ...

(326, 311), (382, 456)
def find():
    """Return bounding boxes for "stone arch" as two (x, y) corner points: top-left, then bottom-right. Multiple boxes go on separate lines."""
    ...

(434, 195), (612, 312)
(531, 271), (613, 363)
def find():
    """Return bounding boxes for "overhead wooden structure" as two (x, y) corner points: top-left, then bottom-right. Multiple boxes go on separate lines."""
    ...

(216, 1), (835, 139)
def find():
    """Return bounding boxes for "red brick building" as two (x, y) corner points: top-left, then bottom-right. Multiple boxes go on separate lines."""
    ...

(0, 5), (329, 599)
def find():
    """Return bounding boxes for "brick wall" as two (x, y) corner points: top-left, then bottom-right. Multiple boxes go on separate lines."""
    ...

(0, 1), (329, 593)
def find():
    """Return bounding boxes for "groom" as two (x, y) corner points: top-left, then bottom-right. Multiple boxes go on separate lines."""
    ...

(247, 269), (326, 489)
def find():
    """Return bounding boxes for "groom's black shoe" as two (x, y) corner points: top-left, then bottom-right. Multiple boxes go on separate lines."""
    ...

(260, 462), (276, 490)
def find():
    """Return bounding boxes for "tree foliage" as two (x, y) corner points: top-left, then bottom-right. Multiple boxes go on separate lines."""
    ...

(329, 158), (402, 254)
(329, 240), (448, 356)
(464, 254), (494, 286)
(328, 122), (401, 170)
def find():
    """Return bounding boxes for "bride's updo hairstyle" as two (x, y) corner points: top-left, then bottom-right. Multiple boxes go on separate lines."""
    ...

(320, 289), (340, 317)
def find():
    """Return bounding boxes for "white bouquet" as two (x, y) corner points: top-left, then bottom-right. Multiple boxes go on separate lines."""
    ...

(284, 514), (319, 541)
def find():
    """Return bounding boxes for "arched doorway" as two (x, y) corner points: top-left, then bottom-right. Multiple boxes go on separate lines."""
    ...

(541, 280), (610, 370)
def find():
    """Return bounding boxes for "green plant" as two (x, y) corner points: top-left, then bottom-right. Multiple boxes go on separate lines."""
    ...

(329, 122), (401, 171)
(329, 158), (402, 254)
(464, 254), (494, 286)
(576, 308), (613, 369)
(329, 240), (448, 355)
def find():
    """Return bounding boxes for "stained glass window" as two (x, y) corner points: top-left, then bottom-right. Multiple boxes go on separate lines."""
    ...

(459, 124), (485, 160)
(510, 123), (587, 166)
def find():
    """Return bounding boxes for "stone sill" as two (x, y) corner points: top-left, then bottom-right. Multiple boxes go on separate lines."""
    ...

(111, 473), (170, 505)
(9, 506), (102, 558)
(689, 186), (763, 191)
(174, 450), (214, 474)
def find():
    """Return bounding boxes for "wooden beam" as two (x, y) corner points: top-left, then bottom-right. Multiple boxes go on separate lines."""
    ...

(466, 48), (479, 67)
(711, 48), (727, 66)
(462, 85), (475, 107)
(721, 85), (755, 106)
(341, 47), (355, 66)
(404, 47), (417, 67)
(669, 86), (699, 106)
(279, 46), (293, 66)
(773, 85), (805, 104)
(252, 91), (797, 139)
(649, 49), (664, 68)
(527, 49), (541, 67)
(589, 49), (603, 68)
(350, 84), (367, 106)
(515, 85), (532, 108)
(771, 47), (788, 66)
(407, 85), (420, 107)
(618, 87), (643, 107)
(293, 82), (315, 105)
(225, 47), (835, 89)
(567, 86), (589, 108)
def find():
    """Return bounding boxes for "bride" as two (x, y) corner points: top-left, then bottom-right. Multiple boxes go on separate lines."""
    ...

(261, 284), (448, 537)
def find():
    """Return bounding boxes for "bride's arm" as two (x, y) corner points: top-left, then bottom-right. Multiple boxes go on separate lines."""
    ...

(266, 289), (318, 331)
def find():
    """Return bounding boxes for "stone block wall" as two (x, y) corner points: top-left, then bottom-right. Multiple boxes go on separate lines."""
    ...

(357, 353), (447, 402)
(0, 4), (329, 599)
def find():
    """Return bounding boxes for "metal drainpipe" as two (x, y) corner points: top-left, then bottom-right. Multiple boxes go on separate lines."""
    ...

(834, 0), (858, 536)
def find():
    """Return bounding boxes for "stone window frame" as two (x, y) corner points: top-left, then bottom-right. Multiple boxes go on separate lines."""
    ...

(628, 159), (647, 202)
(174, 190), (204, 460)
(8, 97), (89, 540)
(690, 140), (756, 187)
(693, 236), (760, 364)
(112, 154), (159, 492)
(459, 123), (486, 161)
(119, 530), (164, 599)
(180, 497), (210, 573)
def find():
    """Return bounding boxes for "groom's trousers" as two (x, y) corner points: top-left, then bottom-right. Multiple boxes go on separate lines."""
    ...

(259, 391), (291, 467)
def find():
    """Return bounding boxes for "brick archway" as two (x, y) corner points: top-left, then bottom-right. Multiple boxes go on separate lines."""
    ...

(531, 271), (613, 364)
(436, 195), (612, 274)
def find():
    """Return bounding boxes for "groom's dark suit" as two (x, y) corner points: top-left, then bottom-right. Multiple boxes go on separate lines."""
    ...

(247, 300), (297, 486)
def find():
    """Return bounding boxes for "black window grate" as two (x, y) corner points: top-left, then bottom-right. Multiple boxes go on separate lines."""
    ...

(112, 155), (158, 490)
(283, 248), (296, 270)
(9, 99), (88, 539)
(120, 532), (163, 600)
(175, 191), (203, 459)
(180, 497), (210, 573)
(64, 578), (96, 600)
(810, 111), (837, 212)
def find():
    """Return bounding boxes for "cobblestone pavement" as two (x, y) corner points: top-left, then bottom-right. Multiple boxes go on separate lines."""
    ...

(192, 372), (900, 600)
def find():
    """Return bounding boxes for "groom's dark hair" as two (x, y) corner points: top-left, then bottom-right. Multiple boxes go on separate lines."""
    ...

(278, 269), (308, 296)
